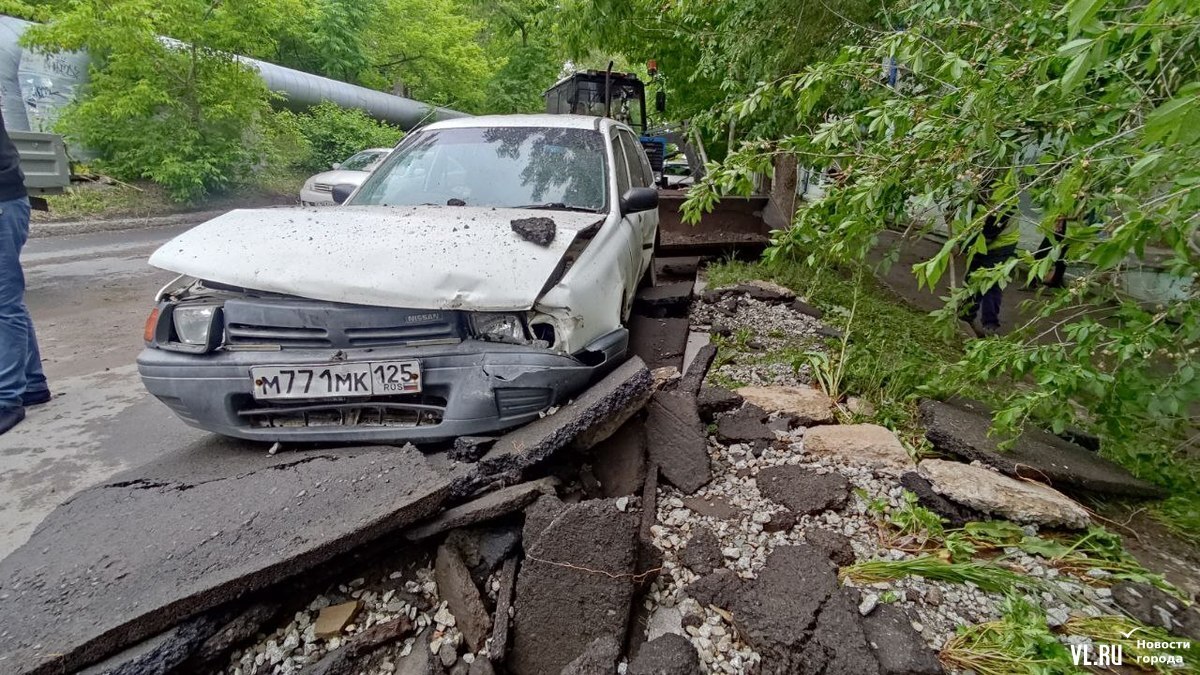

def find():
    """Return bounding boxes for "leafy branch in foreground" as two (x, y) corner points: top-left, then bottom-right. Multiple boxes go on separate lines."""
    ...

(684, 0), (1200, 526)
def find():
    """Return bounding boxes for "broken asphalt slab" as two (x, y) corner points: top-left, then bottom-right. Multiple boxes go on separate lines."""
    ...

(478, 357), (652, 478)
(0, 446), (473, 675)
(509, 495), (638, 675)
(919, 398), (1165, 498)
(633, 281), (694, 317)
(629, 315), (690, 370)
(405, 477), (558, 540)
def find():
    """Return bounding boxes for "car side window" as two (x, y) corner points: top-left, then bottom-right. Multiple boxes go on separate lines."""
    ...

(611, 136), (632, 197)
(620, 131), (653, 188)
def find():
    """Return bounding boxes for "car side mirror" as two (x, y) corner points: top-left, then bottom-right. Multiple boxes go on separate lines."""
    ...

(331, 162), (341, 169)
(331, 184), (356, 205)
(620, 187), (658, 215)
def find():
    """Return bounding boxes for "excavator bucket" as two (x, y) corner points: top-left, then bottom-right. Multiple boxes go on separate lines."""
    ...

(656, 189), (772, 257)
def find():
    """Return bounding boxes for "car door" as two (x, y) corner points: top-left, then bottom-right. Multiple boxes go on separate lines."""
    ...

(618, 129), (659, 275)
(610, 132), (643, 317)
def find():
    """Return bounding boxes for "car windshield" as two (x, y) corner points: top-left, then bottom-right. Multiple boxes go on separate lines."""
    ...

(341, 150), (387, 171)
(350, 126), (608, 211)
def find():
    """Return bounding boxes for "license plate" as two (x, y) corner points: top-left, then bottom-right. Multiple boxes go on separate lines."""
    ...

(250, 361), (421, 400)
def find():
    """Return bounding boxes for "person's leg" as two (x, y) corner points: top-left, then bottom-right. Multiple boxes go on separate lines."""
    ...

(0, 197), (32, 412)
(22, 313), (48, 401)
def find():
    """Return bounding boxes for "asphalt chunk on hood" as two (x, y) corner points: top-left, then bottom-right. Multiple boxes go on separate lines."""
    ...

(510, 217), (556, 247)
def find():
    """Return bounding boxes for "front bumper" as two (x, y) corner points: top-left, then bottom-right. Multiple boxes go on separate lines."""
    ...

(137, 336), (625, 443)
(299, 188), (335, 205)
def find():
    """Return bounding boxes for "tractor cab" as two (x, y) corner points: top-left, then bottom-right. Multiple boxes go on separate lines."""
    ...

(545, 69), (667, 179)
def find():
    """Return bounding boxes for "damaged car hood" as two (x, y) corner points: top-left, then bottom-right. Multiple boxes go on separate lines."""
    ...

(149, 206), (603, 311)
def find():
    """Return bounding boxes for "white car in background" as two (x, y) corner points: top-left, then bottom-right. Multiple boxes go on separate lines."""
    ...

(299, 148), (392, 205)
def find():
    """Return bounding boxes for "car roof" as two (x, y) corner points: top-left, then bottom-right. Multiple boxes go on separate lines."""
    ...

(422, 113), (624, 134)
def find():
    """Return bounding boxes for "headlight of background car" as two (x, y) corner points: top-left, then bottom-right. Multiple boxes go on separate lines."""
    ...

(172, 304), (220, 346)
(471, 313), (527, 344)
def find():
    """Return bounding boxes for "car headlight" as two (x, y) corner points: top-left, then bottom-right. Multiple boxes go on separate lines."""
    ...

(171, 305), (220, 345)
(471, 313), (527, 344)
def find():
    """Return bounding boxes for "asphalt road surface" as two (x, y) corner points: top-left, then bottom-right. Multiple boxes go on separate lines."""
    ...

(0, 224), (211, 558)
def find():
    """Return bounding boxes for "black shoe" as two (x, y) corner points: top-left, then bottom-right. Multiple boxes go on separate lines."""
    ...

(22, 389), (51, 406)
(0, 407), (25, 435)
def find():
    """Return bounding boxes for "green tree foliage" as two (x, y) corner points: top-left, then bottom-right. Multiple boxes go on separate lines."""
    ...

(359, 0), (494, 112)
(555, 0), (883, 132)
(687, 0), (1200, 504)
(22, 0), (284, 201)
(471, 0), (565, 113)
(282, 101), (404, 172)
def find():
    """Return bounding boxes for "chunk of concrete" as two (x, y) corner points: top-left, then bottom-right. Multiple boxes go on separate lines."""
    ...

(861, 604), (943, 674)
(716, 404), (776, 444)
(1111, 581), (1200, 640)
(480, 357), (653, 477)
(487, 556), (519, 663)
(735, 386), (835, 426)
(407, 478), (557, 540)
(645, 605), (686, 641)
(697, 385), (742, 421)
(803, 424), (913, 471)
(444, 525), (522, 587)
(0, 446), (466, 675)
(315, 601), (362, 639)
(634, 282), (694, 318)
(682, 495), (739, 520)
(679, 343), (717, 397)
(919, 459), (1091, 529)
(728, 546), (838, 671)
(804, 528), (856, 567)
(680, 528), (723, 576)
(435, 545), (491, 652)
(756, 466), (851, 516)
(796, 588), (881, 675)
(644, 391), (712, 494)
(920, 399), (1165, 498)
(788, 299), (824, 320)
(591, 417), (648, 498)
(559, 634), (621, 675)
(450, 437), (498, 463)
(710, 281), (796, 305)
(509, 496), (639, 675)
(628, 634), (702, 675)
(687, 568), (745, 610)
(899, 472), (983, 527)
(510, 217), (556, 246)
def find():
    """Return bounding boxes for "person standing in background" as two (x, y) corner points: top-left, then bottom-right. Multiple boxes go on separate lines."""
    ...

(0, 107), (49, 434)
(960, 185), (1019, 337)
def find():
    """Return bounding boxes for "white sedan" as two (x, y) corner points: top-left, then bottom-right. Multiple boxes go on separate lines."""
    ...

(299, 148), (392, 205)
(138, 114), (659, 443)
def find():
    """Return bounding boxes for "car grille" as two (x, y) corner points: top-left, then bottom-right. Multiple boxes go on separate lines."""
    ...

(312, 183), (333, 193)
(222, 298), (463, 349)
(236, 395), (447, 429)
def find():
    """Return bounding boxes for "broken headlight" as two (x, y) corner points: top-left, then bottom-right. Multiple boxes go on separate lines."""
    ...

(149, 302), (224, 353)
(471, 313), (528, 344)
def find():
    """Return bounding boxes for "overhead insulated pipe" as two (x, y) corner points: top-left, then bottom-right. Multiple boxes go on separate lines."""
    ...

(0, 15), (469, 133)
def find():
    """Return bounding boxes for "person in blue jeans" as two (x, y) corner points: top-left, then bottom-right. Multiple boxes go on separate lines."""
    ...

(0, 108), (50, 434)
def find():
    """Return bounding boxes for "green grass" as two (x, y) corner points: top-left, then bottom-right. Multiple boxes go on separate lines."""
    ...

(841, 556), (1038, 594)
(706, 258), (968, 437)
(940, 595), (1079, 675)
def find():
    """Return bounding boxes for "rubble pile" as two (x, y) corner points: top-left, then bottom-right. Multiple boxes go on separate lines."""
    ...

(14, 278), (1184, 675)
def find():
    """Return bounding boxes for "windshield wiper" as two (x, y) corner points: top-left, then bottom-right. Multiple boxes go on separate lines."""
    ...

(515, 202), (600, 213)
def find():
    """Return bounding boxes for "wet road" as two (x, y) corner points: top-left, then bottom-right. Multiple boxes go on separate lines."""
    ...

(0, 224), (207, 557)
